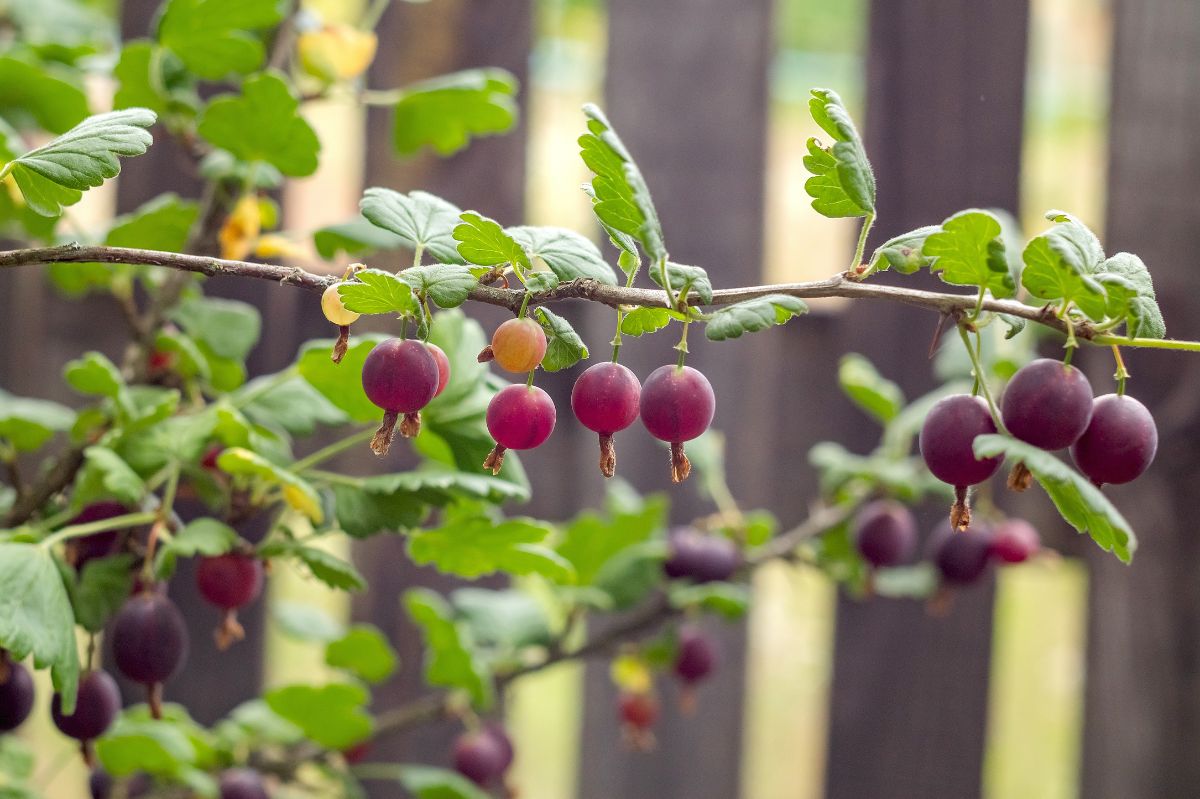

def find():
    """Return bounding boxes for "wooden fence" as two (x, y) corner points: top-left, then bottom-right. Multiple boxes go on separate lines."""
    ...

(4, 0), (1200, 796)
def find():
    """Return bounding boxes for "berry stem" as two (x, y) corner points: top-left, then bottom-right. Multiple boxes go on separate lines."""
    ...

(850, 212), (876, 275)
(658, 256), (677, 310)
(516, 291), (532, 320)
(675, 320), (691, 368)
(957, 324), (1006, 433)
(525, 369), (535, 388)
(1112, 345), (1130, 395)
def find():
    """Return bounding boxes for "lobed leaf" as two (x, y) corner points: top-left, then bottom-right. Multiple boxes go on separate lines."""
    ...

(404, 589), (494, 708)
(197, 73), (319, 177)
(922, 209), (1015, 297)
(868, 226), (939, 274)
(399, 264), (478, 308)
(533, 307), (589, 371)
(171, 296), (261, 361)
(158, 0), (284, 80)
(264, 683), (373, 750)
(359, 189), (467, 265)
(453, 211), (530, 270)
(1095, 252), (1166, 339)
(337, 268), (418, 316)
(506, 226), (619, 285)
(650, 262), (713, 305)
(1021, 210), (1108, 320)
(838, 353), (904, 423)
(313, 217), (404, 260)
(620, 307), (681, 337)
(803, 88), (875, 218)
(704, 294), (808, 341)
(325, 624), (399, 684)
(0, 56), (88, 134)
(407, 512), (572, 582)
(392, 68), (519, 156)
(0, 390), (73, 452)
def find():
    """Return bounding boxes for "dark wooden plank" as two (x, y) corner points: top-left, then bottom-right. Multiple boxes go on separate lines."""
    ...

(1080, 2), (1200, 796)
(823, 3), (1030, 797)
(575, 2), (772, 797)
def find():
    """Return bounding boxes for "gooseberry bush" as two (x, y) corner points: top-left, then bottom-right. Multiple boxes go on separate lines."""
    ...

(0, 1), (1193, 797)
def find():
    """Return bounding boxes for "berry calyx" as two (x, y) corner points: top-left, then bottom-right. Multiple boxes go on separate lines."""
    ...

(489, 317), (547, 373)
(0, 658), (34, 732)
(571, 361), (641, 477)
(990, 518), (1041, 564)
(51, 669), (121, 742)
(196, 553), (265, 650)
(1001, 358), (1094, 450)
(483, 384), (556, 474)
(111, 592), (189, 717)
(218, 768), (269, 799)
(618, 692), (659, 750)
(662, 527), (741, 583)
(927, 522), (994, 586)
(452, 728), (510, 787)
(639, 364), (716, 483)
(361, 338), (440, 454)
(919, 394), (1003, 529)
(1070, 393), (1158, 486)
(426, 342), (452, 398)
(853, 500), (918, 568)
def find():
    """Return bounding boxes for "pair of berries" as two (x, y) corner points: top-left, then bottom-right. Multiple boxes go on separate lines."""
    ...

(360, 338), (451, 455)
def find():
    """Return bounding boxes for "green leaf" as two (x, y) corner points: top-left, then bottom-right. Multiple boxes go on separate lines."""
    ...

(837, 353), (904, 423)
(578, 104), (667, 262)
(197, 73), (319, 177)
(332, 484), (426, 538)
(649, 262), (712, 304)
(1095, 252), (1166, 339)
(867, 226), (939, 274)
(359, 189), (467, 265)
(453, 211), (530, 270)
(704, 294), (807, 341)
(452, 588), (553, 651)
(171, 296), (261, 361)
(404, 589), (493, 708)
(296, 334), (389, 423)
(75, 447), (144, 507)
(216, 448), (323, 523)
(803, 88), (875, 218)
(408, 512), (573, 582)
(398, 265), (479, 309)
(668, 582), (750, 619)
(973, 434), (1136, 563)
(0, 390), (73, 451)
(3, 109), (155, 217)
(620, 307), (682, 337)
(72, 554), (135, 633)
(113, 42), (199, 118)
(0, 56), (88, 134)
(158, 0), (284, 80)
(557, 494), (666, 585)
(292, 545), (366, 592)
(0, 543), (78, 713)
(533, 308), (588, 371)
(240, 374), (349, 436)
(313, 217), (404, 260)
(272, 601), (344, 643)
(95, 717), (196, 777)
(64, 351), (125, 400)
(325, 625), (399, 683)
(506, 226), (618, 285)
(522, 271), (560, 293)
(922, 209), (1016, 297)
(809, 441), (948, 503)
(337, 269), (418, 316)
(1021, 211), (1108, 320)
(162, 518), (237, 558)
(264, 683), (373, 750)
(392, 765), (493, 799)
(392, 68), (519, 156)
(873, 563), (939, 599)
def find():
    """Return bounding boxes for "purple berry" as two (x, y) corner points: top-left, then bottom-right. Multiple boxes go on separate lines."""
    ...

(927, 522), (994, 585)
(51, 670), (121, 741)
(919, 394), (1003, 487)
(990, 519), (1041, 564)
(486, 385), (556, 451)
(1070, 394), (1158, 486)
(196, 553), (264, 610)
(219, 768), (269, 799)
(853, 500), (918, 568)
(639, 365), (715, 444)
(453, 729), (508, 786)
(1001, 358), (1094, 450)
(483, 722), (515, 772)
(662, 528), (741, 583)
(673, 627), (717, 685)
(0, 660), (34, 732)
(111, 593), (189, 686)
(361, 339), (440, 414)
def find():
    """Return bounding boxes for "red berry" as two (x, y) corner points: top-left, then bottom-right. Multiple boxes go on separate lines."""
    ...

(218, 768), (269, 799)
(491, 318), (547, 373)
(990, 519), (1041, 564)
(426, 343), (452, 398)
(361, 339), (439, 414)
(919, 394), (1003, 487)
(0, 660), (34, 732)
(51, 670), (121, 741)
(618, 692), (659, 730)
(639, 365), (715, 444)
(927, 522), (994, 585)
(1070, 394), (1158, 486)
(571, 362), (641, 434)
(853, 500), (918, 568)
(1001, 358), (1094, 450)
(112, 593), (189, 686)
(486, 385), (556, 451)
(453, 729), (508, 786)
(197, 553), (264, 610)
(673, 627), (717, 685)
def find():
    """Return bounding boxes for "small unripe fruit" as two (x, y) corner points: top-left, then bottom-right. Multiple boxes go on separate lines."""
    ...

(321, 284), (360, 326)
(673, 627), (717, 685)
(453, 729), (508, 786)
(491, 317), (547, 373)
(426, 343), (452, 398)
(927, 522), (994, 585)
(218, 768), (269, 799)
(0, 660), (34, 732)
(1070, 394), (1158, 486)
(112, 593), (189, 686)
(990, 519), (1041, 564)
(51, 670), (121, 741)
(1001, 358), (1094, 450)
(853, 500), (918, 568)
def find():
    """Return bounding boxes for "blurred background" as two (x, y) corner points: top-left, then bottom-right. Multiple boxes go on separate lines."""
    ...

(4, 0), (1199, 797)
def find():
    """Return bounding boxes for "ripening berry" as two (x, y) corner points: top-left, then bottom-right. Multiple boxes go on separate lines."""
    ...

(484, 384), (556, 474)
(321, 284), (360, 326)
(491, 317), (548, 373)
(853, 500), (918, 568)
(453, 729), (509, 786)
(639, 364), (715, 483)
(1070, 394), (1158, 486)
(571, 361), (641, 477)
(618, 692), (659, 730)
(426, 342), (452, 398)
(919, 394), (1003, 487)
(673, 627), (717, 685)
(197, 553), (264, 610)
(0, 660), (34, 732)
(662, 527), (741, 583)
(218, 768), (269, 799)
(362, 338), (441, 452)
(51, 670), (121, 741)
(112, 593), (189, 687)
(990, 519), (1041, 564)
(927, 522), (994, 586)
(1001, 358), (1094, 450)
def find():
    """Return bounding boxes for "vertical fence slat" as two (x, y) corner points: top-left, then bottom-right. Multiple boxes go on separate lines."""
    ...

(824, 2), (1031, 797)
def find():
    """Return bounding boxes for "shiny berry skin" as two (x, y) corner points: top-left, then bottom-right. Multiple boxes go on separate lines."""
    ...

(639, 365), (715, 444)
(990, 519), (1041, 564)
(486, 385), (556, 451)
(662, 528), (741, 583)
(453, 729), (509, 786)
(321, 284), (360, 326)
(196, 553), (264, 610)
(69, 501), (130, 568)
(491, 317), (547, 373)
(0, 660), (34, 732)
(51, 670), (121, 741)
(571, 362), (641, 434)
(361, 339), (440, 414)
(112, 593), (189, 685)
(673, 627), (717, 685)
(853, 500), (918, 568)
(919, 394), (1003, 487)
(483, 722), (514, 772)
(618, 692), (659, 730)
(1001, 358), (1094, 450)
(426, 343), (452, 398)
(219, 768), (269, 799)
(927, 522), (994, 585)
(1070, 394), (1158, 486)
